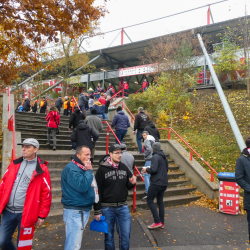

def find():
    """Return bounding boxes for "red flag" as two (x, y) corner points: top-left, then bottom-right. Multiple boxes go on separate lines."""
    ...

(207, 5), (210, 25)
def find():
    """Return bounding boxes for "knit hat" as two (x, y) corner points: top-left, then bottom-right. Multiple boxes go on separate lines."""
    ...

(117, 106), (122, 112)
(152, 142), (161, 151)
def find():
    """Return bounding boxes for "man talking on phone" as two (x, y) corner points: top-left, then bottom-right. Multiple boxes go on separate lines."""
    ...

(61, 145), (97, 250)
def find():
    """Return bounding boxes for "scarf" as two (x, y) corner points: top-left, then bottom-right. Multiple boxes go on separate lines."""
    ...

(72, 159), (99, 203)
(107, 156), (119, 170)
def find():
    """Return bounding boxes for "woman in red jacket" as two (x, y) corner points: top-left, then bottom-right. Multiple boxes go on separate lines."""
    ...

(45, 105), (60, 151)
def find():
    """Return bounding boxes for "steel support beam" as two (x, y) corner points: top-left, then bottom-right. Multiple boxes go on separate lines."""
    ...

(197, 33), (245, 151)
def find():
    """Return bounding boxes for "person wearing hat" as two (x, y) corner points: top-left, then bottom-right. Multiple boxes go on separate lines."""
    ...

(94, 144), (136, 250)
(0, 138), (52, 249)
(55, 95), (63, 114)
(39, 96), (47, 113)
(23, 96), (31, 112)
(133, 107), (149, 154)
(142, 142), (168, 230)
(120, 144), (135, 174)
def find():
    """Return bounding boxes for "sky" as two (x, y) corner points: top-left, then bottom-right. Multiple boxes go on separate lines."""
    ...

(79, 0), (250, 52)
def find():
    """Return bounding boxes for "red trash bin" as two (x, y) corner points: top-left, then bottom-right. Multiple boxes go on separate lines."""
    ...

(218, 172), (240, 215)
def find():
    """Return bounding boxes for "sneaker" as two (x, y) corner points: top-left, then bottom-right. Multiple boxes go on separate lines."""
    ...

(53, 147), (56, 151)
(71, 149), (76, 151)
(142, 194), (147, 200)
(161, 224), (165, 229)
(46, 142), (50, 146)
(137, 152), (143, 154)
(148, 222), (162, 229)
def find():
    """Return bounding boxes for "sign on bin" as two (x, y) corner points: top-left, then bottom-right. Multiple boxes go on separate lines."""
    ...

(218, 172), (239, 215)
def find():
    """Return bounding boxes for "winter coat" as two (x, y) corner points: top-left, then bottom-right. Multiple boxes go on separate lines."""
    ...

(93, 101), (103, 115)
(98, 97), (106, 105)
(134, 112), (149, 131)
(71, 121), (99, 149)
(61, 155), (95, 211)
(105, 100), (111, 113)
(45, 111), (60, 128)
(95, 86), (103, 93)
(94, 155), (135, 215)
(23, 99), (31, 112)
(123, 83), (129, 90)
(144, 135), (155, 160)
(235, 148), (250, 210)
(0, 156), (52, 227)
(85, 115), (103, 135)
(78, 93), (87, 106)
(40, 100), (47, 110)
(32, 102), (37, 112)
(111, 111), (130, 131)
(16, 102), (21, 111)
(146, 150), (168, 186)
(55, 98), (63, 107)
(69, 109), (85, 129)
(144, 121), (161, 142)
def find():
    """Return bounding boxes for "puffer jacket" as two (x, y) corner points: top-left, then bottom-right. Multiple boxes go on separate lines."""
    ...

(23, 99), (31, 112)
(144, 121), (161, 141)
(235, 148), (250, 210)
(93, 101), (103, 115)
(45, 111), (60, 128)
(111, 111), (130, 131)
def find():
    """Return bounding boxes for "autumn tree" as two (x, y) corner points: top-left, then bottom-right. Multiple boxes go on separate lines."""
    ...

(0, 0), (107, 87)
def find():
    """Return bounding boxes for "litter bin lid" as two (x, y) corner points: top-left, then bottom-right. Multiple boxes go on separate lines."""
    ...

(217, 172), (235, 180)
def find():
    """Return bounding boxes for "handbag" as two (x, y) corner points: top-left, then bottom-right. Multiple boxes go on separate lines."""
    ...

(90, 216), (108, 233)
(53, 115), (60, 135)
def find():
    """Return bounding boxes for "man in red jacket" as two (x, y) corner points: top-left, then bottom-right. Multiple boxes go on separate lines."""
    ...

(123, 81), (129, 97)
(0, 138), (52, 250)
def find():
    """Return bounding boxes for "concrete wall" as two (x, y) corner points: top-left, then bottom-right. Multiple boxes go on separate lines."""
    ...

(108, 102), (219, 199)
(2, 94), (21, 177)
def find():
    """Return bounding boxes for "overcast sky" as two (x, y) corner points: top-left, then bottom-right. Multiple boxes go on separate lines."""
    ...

(80, 0), (250, 52)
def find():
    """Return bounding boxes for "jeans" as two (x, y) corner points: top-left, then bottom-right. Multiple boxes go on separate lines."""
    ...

(56, 106), (61, 113)
(247, 210), (250, 241)
(102, 105), (105, 119)
(144, 161), (151, 193)
(97, 114), (102, 119)
(79, 105), (85, 115)
(124, 89), (128, 97)
(72, 141), (76, 150)
(63, 209), (90, 250)
(115, 130), (127, 144)
(89, 107), (93, 115)
(104, 113), (108, 120)
(147, 184), (167, 224)
(136, 130), (143, 153)
(0, 209), (22, 250)
(101, 205), (131, 250)
(47, 127), (57, 147)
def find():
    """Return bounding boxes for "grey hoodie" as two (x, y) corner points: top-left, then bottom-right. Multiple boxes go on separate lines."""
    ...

(144, 135), (155, 161)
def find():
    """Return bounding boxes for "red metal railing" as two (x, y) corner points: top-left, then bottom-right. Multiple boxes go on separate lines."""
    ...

(110, 101), (135, 123)
(101, 120), (144, 212)
(134, 86), (144, 95)
(7, 86), (16, 160)
(158, 127), (218, 182)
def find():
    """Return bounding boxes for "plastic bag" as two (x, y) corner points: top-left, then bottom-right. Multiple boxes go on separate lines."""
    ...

(90, 216), (108, 233)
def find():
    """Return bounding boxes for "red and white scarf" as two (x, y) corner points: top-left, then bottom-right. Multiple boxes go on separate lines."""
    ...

(107, 156), (119, 170)
(72, 159), (99, 203)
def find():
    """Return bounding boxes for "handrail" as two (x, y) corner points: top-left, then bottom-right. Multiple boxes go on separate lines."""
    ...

(134, 86), (144, 95)
(158, 127), (218, 182)
(7, 86), (15, 160)
(110, 89), (124, 103)
(110, 101), (135, 123)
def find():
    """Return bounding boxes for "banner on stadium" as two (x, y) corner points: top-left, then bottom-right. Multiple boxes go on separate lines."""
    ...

(118, 63), (158, 77)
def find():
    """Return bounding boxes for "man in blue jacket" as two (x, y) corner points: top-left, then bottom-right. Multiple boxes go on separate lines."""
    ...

(111, 106), (130, 144)
(61, 145), (96, 250)
(235, 137), (250, 242)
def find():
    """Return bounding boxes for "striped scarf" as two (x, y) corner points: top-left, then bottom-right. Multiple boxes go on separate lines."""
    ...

(107, 156), (119, 170)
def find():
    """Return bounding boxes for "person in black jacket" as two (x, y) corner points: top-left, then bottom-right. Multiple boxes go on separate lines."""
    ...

(22, 97), (31, 112)
(32, 101), (38, 113)
(69, 107), (86, 150)
(15, 100), (21, 111)
(133, 107), (149, 153)
(142, 142), (168, 230)
(235, 137), (250, 241)
(71, 120), (99, 152)
(40, 96), (47, 113)
(55, 96), (63, 113)
(94, 144), (136, 250)
(144, 120), (160, 142)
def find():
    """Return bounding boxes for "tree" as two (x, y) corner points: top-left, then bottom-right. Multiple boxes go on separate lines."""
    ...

(0, 0), (107, 87)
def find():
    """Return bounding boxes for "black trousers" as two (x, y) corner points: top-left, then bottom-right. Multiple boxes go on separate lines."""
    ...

(147, 184), (167, 224)
(56, 106), (61, 113)
(247, 210), (250, 241)
(40, 108), (46, 113)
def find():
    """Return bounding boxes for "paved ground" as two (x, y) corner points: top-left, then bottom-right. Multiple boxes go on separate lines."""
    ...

(19, 205), (250, 250)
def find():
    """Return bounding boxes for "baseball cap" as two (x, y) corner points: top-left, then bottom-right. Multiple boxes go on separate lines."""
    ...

(109, 144), (123, 153)
(138, 107), (144, 112)
(18, 138), (39, 148)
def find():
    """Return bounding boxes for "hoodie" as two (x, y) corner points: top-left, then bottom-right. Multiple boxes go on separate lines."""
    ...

(45, 111), (60, 128)
(144, 135), (155, 160)
(235, 148), (250, 210)
(111, 111), (130, 131)
(146, 150), (168, 186)
(71, 120), (99, 149)
(93, 155), (135, 215)
(69, 108), (85, 129)
(144, 121), (161, 142)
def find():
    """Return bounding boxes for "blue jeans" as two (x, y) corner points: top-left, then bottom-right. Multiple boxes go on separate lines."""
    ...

(101, 205), (131, 250)
(89, 107), (92, 115)
(79, 105), (85, 115)
(72, 141), (76, 150)
(63, 209), (90, 250)
(115, 130), (127, 144)
(144, 161), (151, 193)
(104, 113), (108, 120)
(136, 130), (143, 153)
(0, 209), (22, 250)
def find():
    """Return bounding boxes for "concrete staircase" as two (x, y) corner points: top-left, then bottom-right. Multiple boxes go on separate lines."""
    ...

(15, 111), (201, 224)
